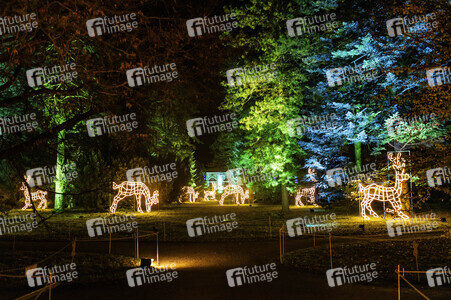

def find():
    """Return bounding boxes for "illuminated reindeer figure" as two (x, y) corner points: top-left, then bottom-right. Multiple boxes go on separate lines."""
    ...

(20, 176), (48, 210)
(295, 168), (318, 206)
(179, 186), (199, 203)
(219, 184), (249, 205)
(204, 182), (217, 201)
(110, 181), (159, 213)
(359, 152), (410, 220)
(295, 186), (318, 207)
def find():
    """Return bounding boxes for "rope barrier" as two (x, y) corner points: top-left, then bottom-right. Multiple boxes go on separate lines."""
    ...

(0, 242), (72, 274)
(396, 269), (430, 300)
(76, 233), (156, 242)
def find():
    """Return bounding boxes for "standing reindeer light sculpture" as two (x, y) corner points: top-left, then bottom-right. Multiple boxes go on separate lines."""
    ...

(204, 182), (217, 201)
(179, 186), (199, 203)
(359, 152), (410, 220)
(110, 181), (159, 213)
(20, 176), (48, 209)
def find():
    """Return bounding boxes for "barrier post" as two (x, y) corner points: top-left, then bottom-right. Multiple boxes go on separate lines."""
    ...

(398, 265), (401, 300)
(329, 233), (333, 269)
(136, 228), (139, 259)
(156, 232), (159, 265)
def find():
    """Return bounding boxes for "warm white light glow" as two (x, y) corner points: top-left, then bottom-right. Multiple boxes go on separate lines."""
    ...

(20, 176), (48, 209)
(219, 184), (249, 205)
(110, 181), (159, 213)
(204, 182), (217, 201)
(295, 186), (317, 207)
(179, 186), (199, 203)
(359, 152), (410, 220)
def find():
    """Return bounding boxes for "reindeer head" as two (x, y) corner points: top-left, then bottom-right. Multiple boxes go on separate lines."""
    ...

(389, 152), (410, 181)
(20, 175), (30, 191)
(152, 191), (159, 203)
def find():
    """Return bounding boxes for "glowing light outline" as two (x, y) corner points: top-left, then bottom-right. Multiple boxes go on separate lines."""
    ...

(110, 181), (159, 213)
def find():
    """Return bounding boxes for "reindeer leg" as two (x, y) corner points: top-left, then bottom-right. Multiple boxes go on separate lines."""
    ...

(361, 197), (370, 220)
(110, 195), (122, 214)
(299, 196), (305, 206)
(136, 194), (143, 213)
(312, 196), (319, 207)
(395, 206), (409, 220)
(366, 201), (379, 218)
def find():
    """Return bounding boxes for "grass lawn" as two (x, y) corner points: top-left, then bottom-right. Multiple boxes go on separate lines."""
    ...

(283, 237), (451, 282)
(1, 202), (449, 241)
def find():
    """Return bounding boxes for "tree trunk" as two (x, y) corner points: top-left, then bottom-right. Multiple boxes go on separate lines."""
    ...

(354, 142), (362, 169)
(281, 183), (289, 213)
(54, 129), (67, 211)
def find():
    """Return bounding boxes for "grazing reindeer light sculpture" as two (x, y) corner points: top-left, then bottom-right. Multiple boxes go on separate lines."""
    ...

(20, 176), (48, 210)
(359, 152), (410, 220)
(179, 186), (199, 203)
(295, 186), (318, 207)
(219, 184), (249, 205)
(110, 181), (159, 213)
(204, 182), (217, 201)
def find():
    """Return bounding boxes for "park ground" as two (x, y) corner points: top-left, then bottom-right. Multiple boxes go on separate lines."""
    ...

(0, 203), (450, 299)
